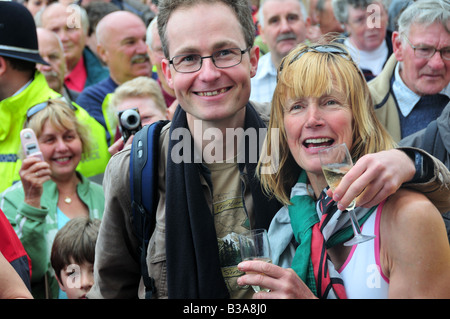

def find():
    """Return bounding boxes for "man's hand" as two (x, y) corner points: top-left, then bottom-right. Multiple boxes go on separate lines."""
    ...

(330, 149), (415, 210)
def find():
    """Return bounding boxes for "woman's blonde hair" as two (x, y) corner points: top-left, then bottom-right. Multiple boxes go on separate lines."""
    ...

(258, 42), (396, 205)
(25, 98), (92, 158)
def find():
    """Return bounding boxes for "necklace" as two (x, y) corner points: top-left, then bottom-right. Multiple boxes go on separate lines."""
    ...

(64, 196), (72, 204)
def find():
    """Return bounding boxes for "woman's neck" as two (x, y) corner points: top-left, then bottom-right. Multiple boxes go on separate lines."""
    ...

(306, 172), (328, 198)
(52, 173), (80, 196)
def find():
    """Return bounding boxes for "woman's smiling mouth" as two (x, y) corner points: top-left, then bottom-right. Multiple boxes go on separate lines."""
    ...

(52, 156), (72, 164)
(303, 137), (334, 149)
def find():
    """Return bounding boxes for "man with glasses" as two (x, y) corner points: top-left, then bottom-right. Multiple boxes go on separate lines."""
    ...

(89, 0), (450, 300)
(369, 0), (450, 142)
(0, 1), (110, 193)
(89, 0), (280, 299)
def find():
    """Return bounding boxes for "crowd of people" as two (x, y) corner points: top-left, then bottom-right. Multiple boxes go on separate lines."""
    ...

(0, 0), (449, 300)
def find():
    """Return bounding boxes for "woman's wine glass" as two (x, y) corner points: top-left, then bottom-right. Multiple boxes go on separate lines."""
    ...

(238, 229), (272, 292)
(318, 143), (375, 246)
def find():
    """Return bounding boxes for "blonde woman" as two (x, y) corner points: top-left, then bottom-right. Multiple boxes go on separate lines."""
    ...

(238, 43), (450, 298)
(0, 98), (104, 299)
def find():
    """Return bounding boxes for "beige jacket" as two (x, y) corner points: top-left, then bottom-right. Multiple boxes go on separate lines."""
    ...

(369, 54), (403, 142)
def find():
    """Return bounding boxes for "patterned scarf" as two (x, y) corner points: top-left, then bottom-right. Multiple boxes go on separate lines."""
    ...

(288, 170), (374, 298)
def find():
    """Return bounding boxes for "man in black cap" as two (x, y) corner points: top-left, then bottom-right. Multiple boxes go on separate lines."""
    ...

(0, 1), (60, 194)
(0, 1), (111, 194)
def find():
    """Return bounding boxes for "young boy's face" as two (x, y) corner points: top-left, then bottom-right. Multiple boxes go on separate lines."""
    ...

(57, 260), (94, 299)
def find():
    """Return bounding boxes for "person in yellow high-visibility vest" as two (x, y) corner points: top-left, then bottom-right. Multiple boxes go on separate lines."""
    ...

(0, 2), (110, 192)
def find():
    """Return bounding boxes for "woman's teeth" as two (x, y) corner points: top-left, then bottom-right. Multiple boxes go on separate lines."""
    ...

(304, 138), (333, 148)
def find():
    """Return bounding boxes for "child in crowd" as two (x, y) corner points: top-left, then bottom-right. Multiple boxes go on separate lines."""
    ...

(51, 217), (101, 299)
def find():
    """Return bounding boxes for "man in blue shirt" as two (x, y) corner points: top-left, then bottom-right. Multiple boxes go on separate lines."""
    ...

(76, 10), (155, 146)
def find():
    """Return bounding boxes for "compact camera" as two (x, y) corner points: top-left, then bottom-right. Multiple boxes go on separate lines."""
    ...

(118, 108), (142, 143)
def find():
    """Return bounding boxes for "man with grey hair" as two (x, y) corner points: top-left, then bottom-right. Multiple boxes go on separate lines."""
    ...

(332, 0), (392, 81)
(36, 2), (109, 93)
(369, 0), (450, 142)
(75, 10), (154, 146)
(250, 0), (309, 103)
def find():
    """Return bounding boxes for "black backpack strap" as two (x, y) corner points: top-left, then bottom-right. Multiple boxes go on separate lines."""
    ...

(130, 120), (169, 299)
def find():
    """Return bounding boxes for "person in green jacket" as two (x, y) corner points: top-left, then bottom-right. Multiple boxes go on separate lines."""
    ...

(0, 99), (105, 299)
(0, 2), (110, 193)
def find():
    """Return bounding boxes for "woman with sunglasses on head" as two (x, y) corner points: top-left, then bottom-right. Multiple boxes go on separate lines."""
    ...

(237, 42), (450, 299)
(332, 0), (391, 82)
(0, 98), (104, 299)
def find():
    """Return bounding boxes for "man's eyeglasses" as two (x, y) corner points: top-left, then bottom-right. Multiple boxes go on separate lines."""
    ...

(402, 33), (450, 61)
(278, 44), (354, 80)
(169, 47), (251, 73)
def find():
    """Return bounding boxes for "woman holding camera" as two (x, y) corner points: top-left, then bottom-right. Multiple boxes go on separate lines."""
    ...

(0, 98), (104, 299)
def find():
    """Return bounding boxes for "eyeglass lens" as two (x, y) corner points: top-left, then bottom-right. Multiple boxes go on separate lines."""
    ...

(171, 47), (247, 73)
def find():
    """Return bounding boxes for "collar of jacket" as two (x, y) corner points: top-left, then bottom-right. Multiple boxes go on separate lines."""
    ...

(0, 71), (60, 141)
(41, 172), (94, 210)
(371, 54), (397, 110)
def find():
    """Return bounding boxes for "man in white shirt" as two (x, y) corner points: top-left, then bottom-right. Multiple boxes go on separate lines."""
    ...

(332, 0), (391, 82)
(250, 0), (309, 103)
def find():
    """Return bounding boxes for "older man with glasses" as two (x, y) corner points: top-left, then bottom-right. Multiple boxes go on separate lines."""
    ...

(369, 0), (450, 142)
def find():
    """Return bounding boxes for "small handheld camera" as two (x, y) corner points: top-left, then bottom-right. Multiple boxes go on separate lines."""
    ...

(118, 108), (142, 143)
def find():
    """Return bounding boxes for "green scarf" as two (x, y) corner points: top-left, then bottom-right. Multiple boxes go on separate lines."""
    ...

(288, 170), (374, 297)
